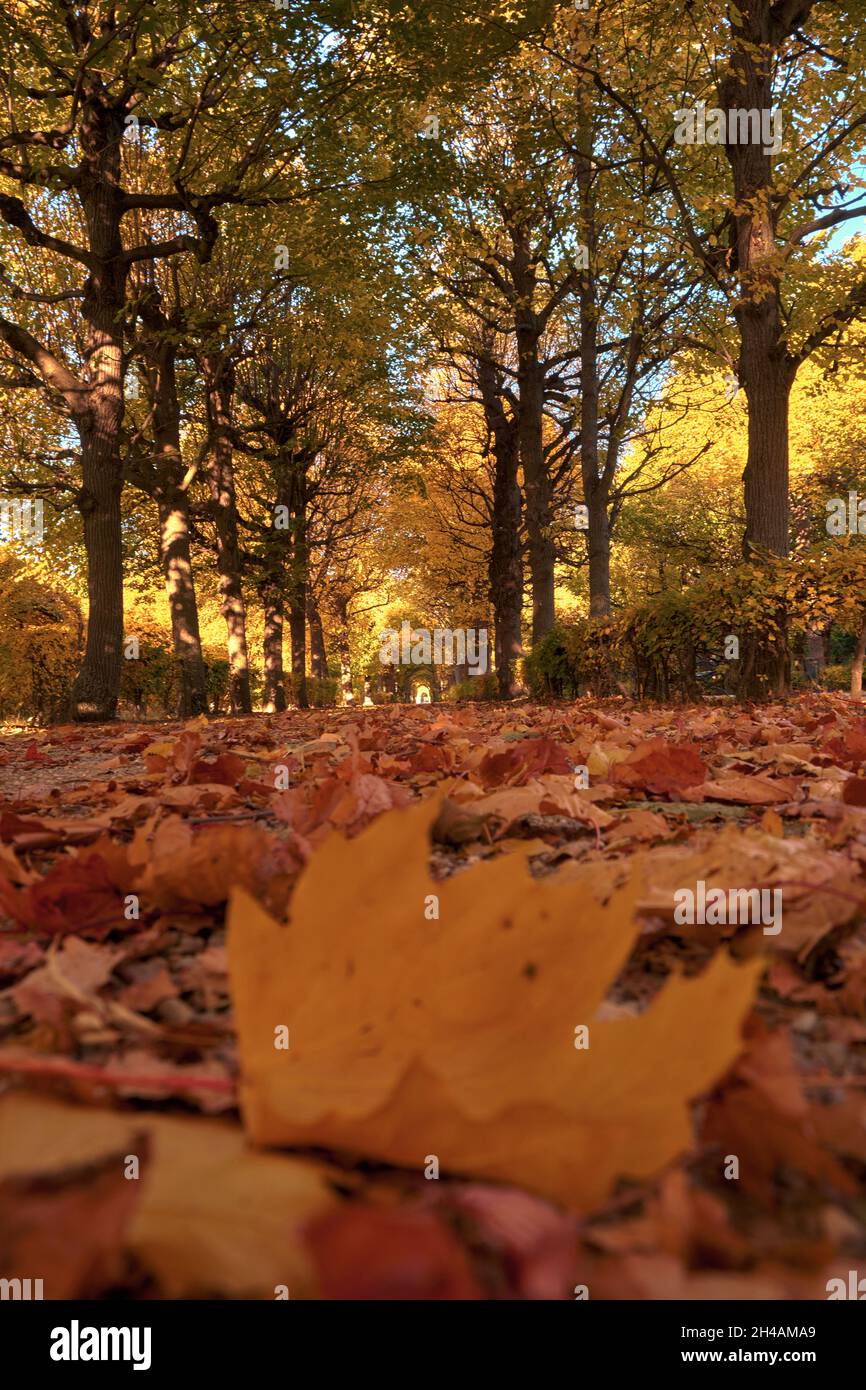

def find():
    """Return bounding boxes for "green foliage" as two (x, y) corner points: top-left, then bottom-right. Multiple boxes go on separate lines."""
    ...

(523, 620), (621, 699)
(119, 625), (232, 717)
(446, 672), (499, 701)
(524, 541), (866, 703)
(821, 663), (852, 692)
(292, 674), (340, 708)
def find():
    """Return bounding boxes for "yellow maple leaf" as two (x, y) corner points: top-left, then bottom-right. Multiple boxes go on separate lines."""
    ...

(227, 798), (761, 1208)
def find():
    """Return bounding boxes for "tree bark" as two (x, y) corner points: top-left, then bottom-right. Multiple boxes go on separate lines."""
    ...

(289, 597), (307, 706)
(260, 580), (286, 712)
(478, 357), (523, 696)
(720, 1), (795, 698)
(513, 232), (555, 642)
(335, 593), (355, 704)
(203, 354), (252, 714)
(72, 423), (124, 721)
(69, 103), (127, 721)
(142, 302), (207, 718)
(288, 477), (309, 710)
(156, 492), (208, 716)
(307, 595), (327, 678)
(851, 620), (866, 699)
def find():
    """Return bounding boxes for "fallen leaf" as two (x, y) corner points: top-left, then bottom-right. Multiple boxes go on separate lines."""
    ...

(0, 1093), (337, 1298)
(227, 798), (760, 1208)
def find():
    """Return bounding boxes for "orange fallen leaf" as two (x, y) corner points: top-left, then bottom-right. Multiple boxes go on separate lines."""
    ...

(0, 1093), (337, 1298)
(227, 798), (760, 1208)
(703, 773), (800, 806)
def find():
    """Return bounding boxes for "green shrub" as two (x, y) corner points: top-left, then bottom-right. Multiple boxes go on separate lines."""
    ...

(821, 663), (851, 691)
(446, 671), (498, 701)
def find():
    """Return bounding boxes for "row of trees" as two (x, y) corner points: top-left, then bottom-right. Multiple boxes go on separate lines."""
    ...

(1, 1), (865, 718)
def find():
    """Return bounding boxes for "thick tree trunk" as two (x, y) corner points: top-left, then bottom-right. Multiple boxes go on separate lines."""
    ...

(587, 491), (611, 617)
(72, 421), (124, 721)
(260, 581), (286, 712)
(513, 232), (555, 643)
(576, 110), (612, 624)
(519, 353), (555, 641)
(307, 595), (327, 678)
(289, 597), (307, 707)
(157, 492), (208, 717)
(203, 355), (251, 714)
(479, 357), (523, 697)
(288, 491), (309, 710)
(144, 315), (207, 718)
(740, 355), (792, 560)
(721, 2), (795, 699)
(70, 106), (126, 722)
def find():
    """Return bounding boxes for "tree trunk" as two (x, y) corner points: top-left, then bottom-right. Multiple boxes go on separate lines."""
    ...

(513, 233), (555, 643)
(289, 597), (307, 708)
(70, 105), (127, 721)
(157, 492), (208, 717)
(576, 105), (612, 623)
(144, 311), (207, 718)
(307, 595), (327, 678)
(586, 491), (611, 617)
(288, 483), (309, 709)
(260, 581), (286, 712)
(740, 355), (792, 560)
(203, 354), (251, 714)
(851, 620), (866, 699)
(478, 357), (523, 697)
(720, 2), (795, 699)
(71, 422), (124, 721)
(335, 594), (355, 704)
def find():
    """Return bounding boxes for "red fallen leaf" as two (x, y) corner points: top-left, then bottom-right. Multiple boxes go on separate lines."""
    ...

(0, 853), (127, 935)
(190, 752), (248, 787)
(304, 1205), (483, 1300)
(476, 737), (574, 789)
(409, 743), (456, 774)
(842, 777), (866, 806)
(24, 742), (49, 764)
(0, 1135), (149, 1297)
(611, 738), (706, 796)
(823, 727), (866, 768)
(0, 810), (50, 842)
(281, 761), (412, 839)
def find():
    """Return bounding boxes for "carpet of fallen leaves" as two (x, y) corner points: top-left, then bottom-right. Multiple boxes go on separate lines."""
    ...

(2, 694), (866, 1300)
